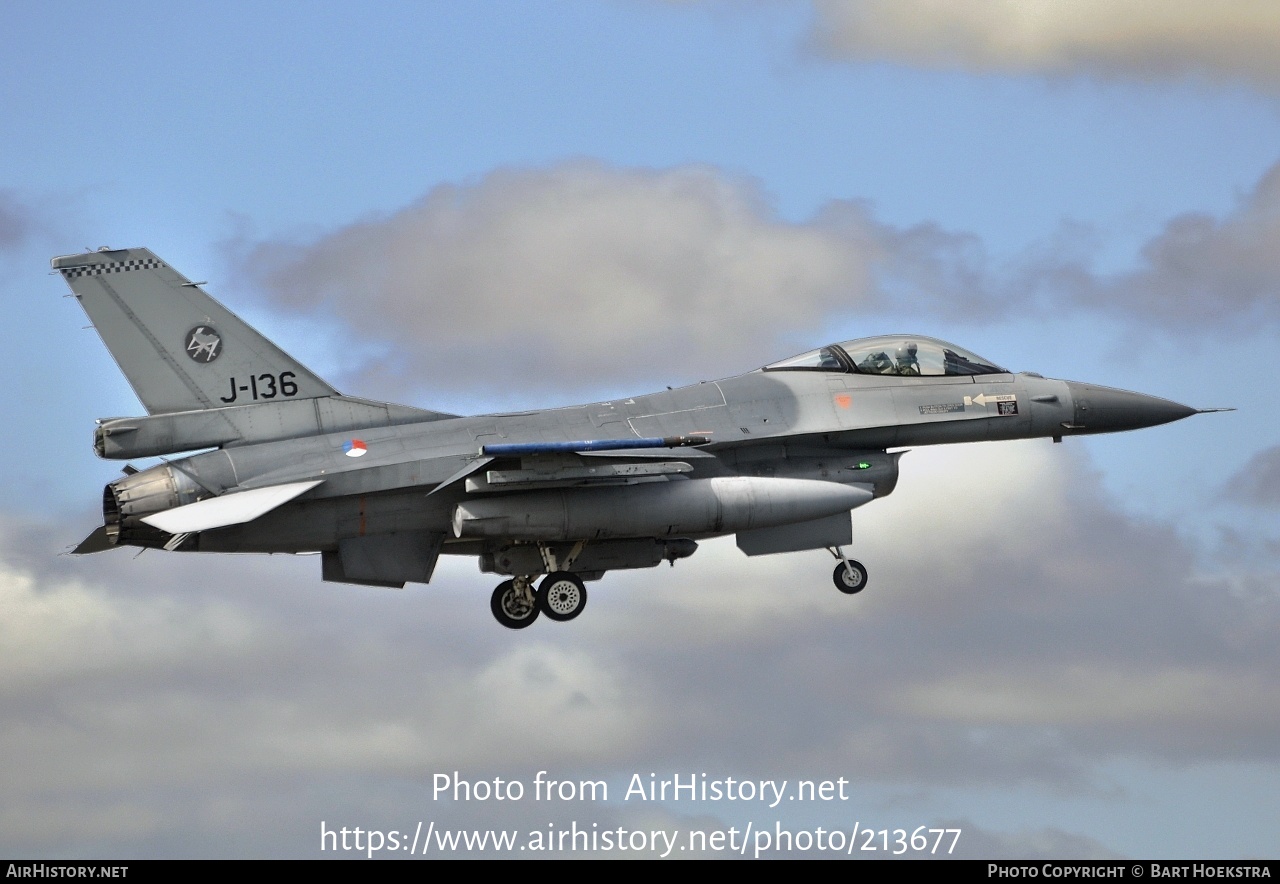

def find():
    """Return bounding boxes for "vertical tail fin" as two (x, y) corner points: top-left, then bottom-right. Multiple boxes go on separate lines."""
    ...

(53, 247), (337, 414)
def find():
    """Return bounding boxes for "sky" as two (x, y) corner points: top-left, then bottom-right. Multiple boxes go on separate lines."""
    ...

(2, 0), (1279, 860)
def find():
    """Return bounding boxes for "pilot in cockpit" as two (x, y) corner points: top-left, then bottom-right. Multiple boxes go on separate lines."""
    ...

(857, 350), (895, 374)
(895, 342), (920, 376)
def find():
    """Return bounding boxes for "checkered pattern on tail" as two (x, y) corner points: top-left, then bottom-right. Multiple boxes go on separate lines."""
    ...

(59, 258), (164, 278)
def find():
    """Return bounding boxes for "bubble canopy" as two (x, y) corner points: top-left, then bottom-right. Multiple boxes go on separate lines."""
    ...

(764, 335), (1008, 377)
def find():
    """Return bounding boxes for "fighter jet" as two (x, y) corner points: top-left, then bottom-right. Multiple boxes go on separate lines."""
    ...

(56, 247), (1221, 628)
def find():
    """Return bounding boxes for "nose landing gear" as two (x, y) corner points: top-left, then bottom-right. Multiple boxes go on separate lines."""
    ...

(828, 548), (868, 594)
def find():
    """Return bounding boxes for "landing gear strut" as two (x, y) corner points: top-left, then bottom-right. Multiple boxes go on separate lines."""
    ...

(828, 548), (868, 594)
(490, 575), (540, 629)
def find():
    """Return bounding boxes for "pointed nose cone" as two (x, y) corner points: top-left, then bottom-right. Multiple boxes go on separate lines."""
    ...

(1065, 382), (1198, 434)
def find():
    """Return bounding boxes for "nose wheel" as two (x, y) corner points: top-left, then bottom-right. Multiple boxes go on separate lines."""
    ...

(828, 548), (868, 595)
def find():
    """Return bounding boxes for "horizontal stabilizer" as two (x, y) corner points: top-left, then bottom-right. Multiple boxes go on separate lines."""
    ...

(142, 479), (322, 534)
(72, 525), (113, 555)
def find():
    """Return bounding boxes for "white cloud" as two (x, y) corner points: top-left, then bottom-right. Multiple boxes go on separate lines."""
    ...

(232, 155), (1280, 415)
(901, 666), (1280, 728)
(237, 161), (989, 402)
(0, 564), (257, 690)
(1226, 445), (1280, 507)
(1082, 161), (1280, 325)
(948, 820), (1124, 860)
(2, 440), (1277, 854)
(809, 0), (1280, 88)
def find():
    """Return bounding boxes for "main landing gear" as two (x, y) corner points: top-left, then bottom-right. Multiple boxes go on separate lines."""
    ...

(491, 544), (865, 627)
(540, 572), (588, 621)
(490, 543), (590, 629)
(491, 576), (540, 629)
(490, 572), (589, 629)
(828, 547), (868, 595)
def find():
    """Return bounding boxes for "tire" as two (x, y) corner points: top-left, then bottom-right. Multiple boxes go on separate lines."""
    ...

(491, 579), (540, 629)
(539, 572), (588, 622)
(832, 561), (868, 594)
